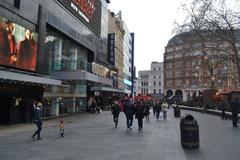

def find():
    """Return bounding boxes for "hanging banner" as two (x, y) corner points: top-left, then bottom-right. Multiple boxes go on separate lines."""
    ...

(107, 33), (115, 66)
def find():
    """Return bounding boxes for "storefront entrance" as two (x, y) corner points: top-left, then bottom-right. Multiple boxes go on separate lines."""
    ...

(0, 82), (43, 124)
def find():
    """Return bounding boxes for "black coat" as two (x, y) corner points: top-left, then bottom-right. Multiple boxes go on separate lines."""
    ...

(231, 101), (239, 114)
(135, 103), (144, 119)
(112, 104), (120, 116)
(144, 104), (150, 115)
(123, 100), (134, 116)
(33, 107), (42, 122)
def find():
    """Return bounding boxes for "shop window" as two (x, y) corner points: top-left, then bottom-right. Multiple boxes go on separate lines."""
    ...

(2, 0), (20, 9)
(45, 29), (90, 73)
(14, 0), (20, 8)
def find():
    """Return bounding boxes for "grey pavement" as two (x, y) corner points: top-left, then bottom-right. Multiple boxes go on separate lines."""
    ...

(0, 109), (240, 160)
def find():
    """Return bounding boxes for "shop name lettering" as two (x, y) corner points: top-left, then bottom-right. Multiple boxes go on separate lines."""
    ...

(70, 0), (96, 23)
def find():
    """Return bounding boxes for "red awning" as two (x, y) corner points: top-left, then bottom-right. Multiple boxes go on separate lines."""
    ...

(219, 88), (240, 95)
(134, 95), (151, 100)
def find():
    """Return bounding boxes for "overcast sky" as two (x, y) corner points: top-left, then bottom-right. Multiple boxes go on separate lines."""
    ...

(108, 0), (239, 75)
(108, 0), (189, 74)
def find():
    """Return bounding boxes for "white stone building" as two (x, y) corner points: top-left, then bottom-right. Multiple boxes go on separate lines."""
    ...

(137, 62), (164, 98)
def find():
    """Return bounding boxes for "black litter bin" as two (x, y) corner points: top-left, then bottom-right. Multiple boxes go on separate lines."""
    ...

(180, 114), (199, 149)
(174, 106), (181, 117)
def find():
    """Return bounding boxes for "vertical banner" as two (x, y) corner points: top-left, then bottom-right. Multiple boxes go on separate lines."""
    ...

(107, 33), (115, 66)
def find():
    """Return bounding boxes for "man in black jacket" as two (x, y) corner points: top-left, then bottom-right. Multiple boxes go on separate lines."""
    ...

(31, 102), (43, 140)
(112, 101), (121, 128)
(231, 98), (239, 127)
(123, 97), (134, 130)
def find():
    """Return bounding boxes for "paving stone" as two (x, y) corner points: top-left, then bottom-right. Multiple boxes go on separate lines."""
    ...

(0, 109), (240, 160)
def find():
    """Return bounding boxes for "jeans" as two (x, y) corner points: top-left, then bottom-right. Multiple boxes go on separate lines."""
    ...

(33, 121), (42, 139)
(126, 114), (133, 128)
(137, 118), (143, 130)
(156, 111), (160, 120)
(113, 114), (119, 126)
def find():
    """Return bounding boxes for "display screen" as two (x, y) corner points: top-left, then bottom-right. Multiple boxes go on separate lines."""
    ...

(58, 0), (102, 36)
(0, 16), (38, 71)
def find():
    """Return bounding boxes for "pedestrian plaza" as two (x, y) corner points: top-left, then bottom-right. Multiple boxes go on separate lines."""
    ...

(0, 109), (240, 160)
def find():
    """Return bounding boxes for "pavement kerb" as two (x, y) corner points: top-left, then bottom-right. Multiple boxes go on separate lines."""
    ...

(172, 104), (239, 119)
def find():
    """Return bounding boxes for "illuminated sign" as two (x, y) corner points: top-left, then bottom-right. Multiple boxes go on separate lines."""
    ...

(0, 15), (38, 71)
(124, 79), (132, 86)
(107, 33), (115, 66)
(58, 0), (102, 36)
(91, 62), (109, 78)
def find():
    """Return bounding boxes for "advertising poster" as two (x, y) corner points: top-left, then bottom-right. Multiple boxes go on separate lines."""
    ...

(58, 0), (102, 36)
(0, 16), (38, 71)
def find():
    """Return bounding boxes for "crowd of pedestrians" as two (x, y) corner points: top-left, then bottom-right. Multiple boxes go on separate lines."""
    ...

(29, 94), (240, 141)
(30, 96), (170, 141)
(88, 97), (101, 114)
(110, 96), (169, 131)
(218, 97), (239, 127)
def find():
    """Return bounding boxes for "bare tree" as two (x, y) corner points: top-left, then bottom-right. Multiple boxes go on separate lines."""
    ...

(174, 0), (228, 89)
(205, 0), (240, 87)
(175, 0), (240, 88)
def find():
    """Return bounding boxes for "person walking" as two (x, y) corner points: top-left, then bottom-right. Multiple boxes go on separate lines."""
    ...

(154, 99), (162, 120)
(123, 97), (135, 130)
(162, 101), (168, 120)
(91, 98), (97, 114)
(230, 97), (239, 127)
(96, 100), (101, 114)
(220, 101), (227, 120)
(152, 100), (156, 116)
(135, 100), (145, 131)
(144, 102), (150, 122)
(31, 101), (43, 140)
(111, 100), (121, 128)
(59, 119), (64, 137)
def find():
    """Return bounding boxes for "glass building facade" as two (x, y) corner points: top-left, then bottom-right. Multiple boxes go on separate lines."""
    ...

(123, 22), (133, 94)
(0, 0), (111, 124)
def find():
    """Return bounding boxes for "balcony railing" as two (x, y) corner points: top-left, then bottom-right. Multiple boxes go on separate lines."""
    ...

(46, 85), (87, 94)
(51, 59), (110, 78)
(51, 59), (92, 72)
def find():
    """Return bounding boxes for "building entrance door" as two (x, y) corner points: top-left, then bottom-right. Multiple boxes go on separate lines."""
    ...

(0, 97), (11, 124)
(0, 82), (43, 124)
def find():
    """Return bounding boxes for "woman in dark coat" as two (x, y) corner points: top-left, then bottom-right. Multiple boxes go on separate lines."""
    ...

(144, 102), (150, 122)
(135, 100), (145, 131)
(154, 100), (162, 120)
